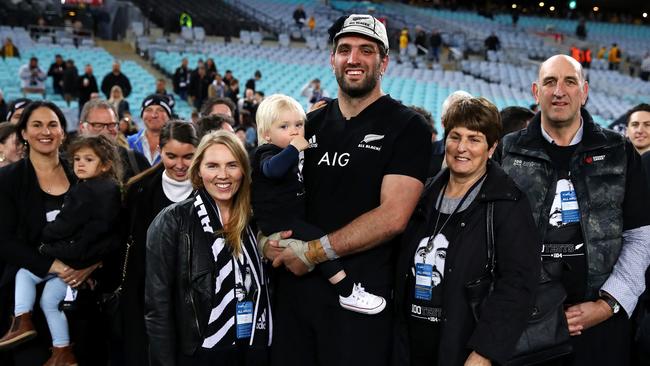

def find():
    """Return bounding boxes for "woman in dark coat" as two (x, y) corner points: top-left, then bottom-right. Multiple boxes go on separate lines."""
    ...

(145, 131), (272, 366)
(118, 121), (198, 366)
(0, 101), (107, 365)
(393, 97), (540, 366)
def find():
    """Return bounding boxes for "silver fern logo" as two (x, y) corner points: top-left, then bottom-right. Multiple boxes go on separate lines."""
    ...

(358, 134), (384, 151)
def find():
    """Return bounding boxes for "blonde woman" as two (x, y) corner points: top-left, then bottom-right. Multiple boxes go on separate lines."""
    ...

(145, 131), (271, 366)
(107, 85), (130, 118)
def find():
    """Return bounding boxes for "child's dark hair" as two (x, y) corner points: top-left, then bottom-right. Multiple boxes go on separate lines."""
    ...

(67, 135), (122, 183)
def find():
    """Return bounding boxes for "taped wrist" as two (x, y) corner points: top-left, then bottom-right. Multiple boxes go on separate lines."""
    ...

(305, 235), (338, 265)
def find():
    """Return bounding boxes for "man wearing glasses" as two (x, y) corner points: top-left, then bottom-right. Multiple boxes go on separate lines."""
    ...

(78, 99), (149, 182)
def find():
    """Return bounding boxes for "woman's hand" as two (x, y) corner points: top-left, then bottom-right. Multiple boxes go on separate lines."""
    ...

(260, 230), (292, 261)
(464, 351), (491, 366)
(59, 262), (101, 288)
(48, 259), (69, 275)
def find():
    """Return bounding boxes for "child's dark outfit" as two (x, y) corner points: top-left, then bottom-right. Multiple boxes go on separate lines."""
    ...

(39, 177), (122, 268)
(251, 143), (343, 280)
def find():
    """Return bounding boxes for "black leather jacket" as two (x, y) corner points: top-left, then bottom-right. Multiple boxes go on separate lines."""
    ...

(145, 196), (271, 366)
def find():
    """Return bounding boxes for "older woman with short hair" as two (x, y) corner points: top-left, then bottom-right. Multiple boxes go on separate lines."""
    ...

(393, 97), (541, 366)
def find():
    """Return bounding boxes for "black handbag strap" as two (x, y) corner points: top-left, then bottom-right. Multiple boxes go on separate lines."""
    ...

(485, 202), (496, 278)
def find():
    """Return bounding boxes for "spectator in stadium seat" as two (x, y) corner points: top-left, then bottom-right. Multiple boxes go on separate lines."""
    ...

(172, 58), (191, 101)
(414, 26), (427, 56)
(238, 88), (258, 118)
(0, 38), (19, 59)
(596, 46), (607, 59)
(429, 29), (442, 63)
(226, 78), (240, 107)
(123, 121), (198, 366)
(495, 55), (650, 366)
(154, 78), (175, 109)
(0, 89), (7, 122)
(208, 73), (227, 99)
(6, 98), (32, 124)
(47, 54), (66, 96)
(0, 122), (23, 168)
(78, 99), (149, 182)
(500, 106), (534, 137)
(245, 70), (262, 92)
(293, 5), (306, 28)
(399, 28), (409, 62)
(200, 96), (235, 119)
(264, 14), (431, 366)
(300, 78), (329, 110)
(428, 90), (473, 177)
(78, 64), (98, 115)
(575, 19), (587, 40)
(108, 85), (130, 120)
(223, 69), (234, 87)
(205, 58), (218, 80)
(62, 59), (78, 107)
(195, 113), (235, 137)
(409, 105), (435, 143)
(0, 101), (109, 365)
(19, 57), (47, 97)
(189, 65), (211, 110)
(640, 52), (650, 82)
(127, 94), (173, 165)
(484, 32), (500, 60)
(625, 104), (650, 156)
(101, 61), (132, 99)
(608, 43), (621, 71)
(119, 112), (139, 138)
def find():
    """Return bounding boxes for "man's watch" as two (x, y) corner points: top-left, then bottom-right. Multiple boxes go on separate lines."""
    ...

(598, 290), (621, 314)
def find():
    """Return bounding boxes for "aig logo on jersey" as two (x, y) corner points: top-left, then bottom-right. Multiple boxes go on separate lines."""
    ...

(358, 134), (384, 151)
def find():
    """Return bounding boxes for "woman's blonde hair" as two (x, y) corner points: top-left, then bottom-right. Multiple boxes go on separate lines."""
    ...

(109, 85), (124, 102)
(256, 94), (306, 146)
(188, 130), (251, 255)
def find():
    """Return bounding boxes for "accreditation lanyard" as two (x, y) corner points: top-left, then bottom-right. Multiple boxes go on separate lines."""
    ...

(414, 173), (486, 301)
(234, 253), (254, 339)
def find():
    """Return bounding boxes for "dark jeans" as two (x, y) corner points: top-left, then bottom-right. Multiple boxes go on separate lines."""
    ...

(271, 271), (393, 366)
(179, 344), (269, 366)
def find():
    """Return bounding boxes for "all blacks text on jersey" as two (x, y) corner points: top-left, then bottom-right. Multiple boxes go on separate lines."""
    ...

(358, 134), (384, 151)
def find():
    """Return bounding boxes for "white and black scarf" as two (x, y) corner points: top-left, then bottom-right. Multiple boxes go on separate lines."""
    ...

(193, 188), (272, 349)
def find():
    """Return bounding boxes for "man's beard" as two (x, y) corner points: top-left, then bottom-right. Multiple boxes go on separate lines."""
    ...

(336, 69), (379, 98)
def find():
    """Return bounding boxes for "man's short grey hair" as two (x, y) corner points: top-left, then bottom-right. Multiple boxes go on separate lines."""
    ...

(441, 90), (473, 124)
(79, 99), (118, 125)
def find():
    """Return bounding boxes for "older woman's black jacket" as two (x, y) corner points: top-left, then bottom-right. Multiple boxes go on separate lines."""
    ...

(393, 161), (541, 366)
(0, 158), (76, 286)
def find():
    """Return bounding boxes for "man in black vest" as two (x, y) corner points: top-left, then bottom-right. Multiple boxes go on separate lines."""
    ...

(496, 55), (650, 365)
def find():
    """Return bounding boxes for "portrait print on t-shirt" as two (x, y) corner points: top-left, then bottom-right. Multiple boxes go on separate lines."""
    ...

(413, 234), (449, 290)
(543, 176), (587, 303)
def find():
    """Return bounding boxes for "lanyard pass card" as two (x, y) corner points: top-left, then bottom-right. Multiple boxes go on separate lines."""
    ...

(236, 301), (253, 339)
(414, 263), (433, 301)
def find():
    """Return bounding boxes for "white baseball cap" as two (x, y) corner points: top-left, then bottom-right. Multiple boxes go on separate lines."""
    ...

(334, 14), (389, 51)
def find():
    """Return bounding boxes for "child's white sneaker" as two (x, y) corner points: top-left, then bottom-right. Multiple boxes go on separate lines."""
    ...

(339, 283), (386, 315)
